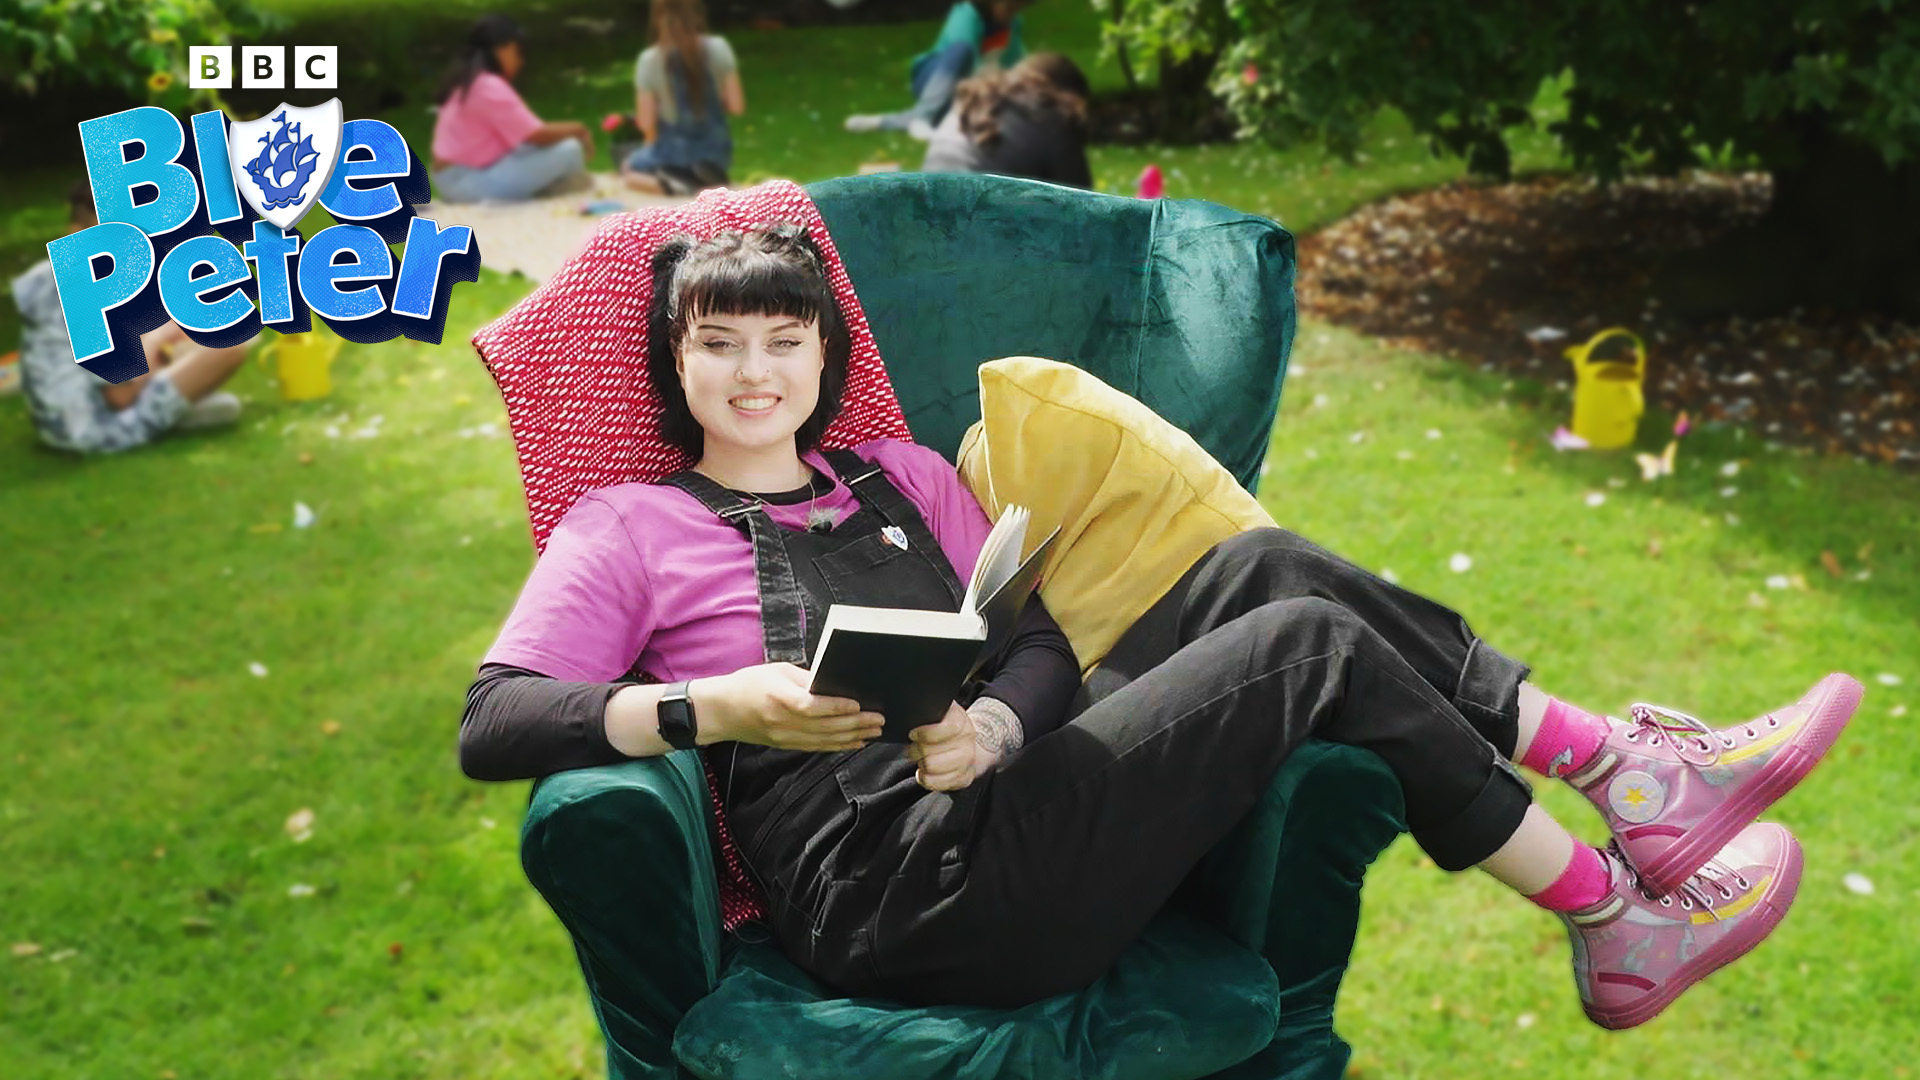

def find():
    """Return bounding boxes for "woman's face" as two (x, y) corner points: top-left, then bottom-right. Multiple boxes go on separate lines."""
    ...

(493, 41), (524, 80)
(676, 312), (826, 460)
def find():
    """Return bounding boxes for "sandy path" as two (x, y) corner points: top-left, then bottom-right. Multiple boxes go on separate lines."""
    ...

(419, 173), (688, 285)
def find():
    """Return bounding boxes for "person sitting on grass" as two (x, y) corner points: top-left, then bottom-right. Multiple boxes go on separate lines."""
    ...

(11, 181), (249, 455)
(621, 0), (745, 197)
(921, 51), (1092, 188)
(462, 220), (1862, 1030)
(845, 0), (1035, 141)
(430, 14), (596, 204)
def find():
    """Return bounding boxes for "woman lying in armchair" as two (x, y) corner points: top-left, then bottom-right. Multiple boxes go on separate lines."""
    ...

(460, 221), (1859, 1031)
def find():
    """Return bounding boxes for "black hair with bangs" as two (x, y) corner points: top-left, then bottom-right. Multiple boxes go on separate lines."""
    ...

(646, 223), (851, 458)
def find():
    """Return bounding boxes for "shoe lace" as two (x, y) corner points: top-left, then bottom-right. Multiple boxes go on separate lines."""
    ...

(1623, 702), (1723, 767)
(1607, 841), (1748, 918)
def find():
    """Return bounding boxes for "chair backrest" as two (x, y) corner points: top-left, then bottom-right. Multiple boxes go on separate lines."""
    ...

(807, 174), (1297, 491)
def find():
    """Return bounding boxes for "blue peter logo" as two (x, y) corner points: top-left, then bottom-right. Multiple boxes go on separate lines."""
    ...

(49, 101), (482, 384)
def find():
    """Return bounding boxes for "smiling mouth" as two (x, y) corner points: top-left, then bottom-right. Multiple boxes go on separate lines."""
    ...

(730, 395), (781, 412)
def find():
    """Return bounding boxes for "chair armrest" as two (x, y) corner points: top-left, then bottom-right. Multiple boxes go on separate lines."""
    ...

(1180, 738), (1406, 1012)
(1184, 740), (1405, 1080)
(521, 752), (727, 1080)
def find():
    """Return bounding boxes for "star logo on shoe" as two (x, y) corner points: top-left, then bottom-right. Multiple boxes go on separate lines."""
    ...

(1608, 771), (1667, 823)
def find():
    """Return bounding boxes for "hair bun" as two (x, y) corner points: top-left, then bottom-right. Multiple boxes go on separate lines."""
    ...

(652, 233), (698, 275)
(755, 221), (827, 275)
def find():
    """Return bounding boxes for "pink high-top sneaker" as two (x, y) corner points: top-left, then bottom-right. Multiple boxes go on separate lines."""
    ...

(1567, 673), (1859, 896)
(1564, 823), (1803, 1030)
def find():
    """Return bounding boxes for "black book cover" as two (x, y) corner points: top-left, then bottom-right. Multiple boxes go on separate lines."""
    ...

(808, 631), (986, 741)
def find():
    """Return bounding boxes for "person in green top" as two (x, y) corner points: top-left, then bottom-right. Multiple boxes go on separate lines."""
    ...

(845, 1), (1034, 140)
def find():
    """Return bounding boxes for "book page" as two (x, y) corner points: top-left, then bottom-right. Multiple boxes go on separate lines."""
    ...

(962, 504), (1029, 615)
(966, 522), (1058, 680)
(815, 603), (985, 644)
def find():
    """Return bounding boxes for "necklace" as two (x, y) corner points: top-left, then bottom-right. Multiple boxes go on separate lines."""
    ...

(733, 469), (837, 533)
(800, 472), (838, 533)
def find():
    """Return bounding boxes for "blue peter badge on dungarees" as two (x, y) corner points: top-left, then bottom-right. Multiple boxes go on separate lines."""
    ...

(882, 526), (909, 551)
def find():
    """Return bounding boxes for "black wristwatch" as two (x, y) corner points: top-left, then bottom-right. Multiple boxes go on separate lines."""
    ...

(656, 681), (699, 750)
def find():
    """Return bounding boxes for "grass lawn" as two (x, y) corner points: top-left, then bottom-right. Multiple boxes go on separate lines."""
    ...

(3, 2), (1915, 1078)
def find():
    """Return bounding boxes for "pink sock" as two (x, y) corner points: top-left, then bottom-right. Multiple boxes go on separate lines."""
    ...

(1519, 698), (1611, 778)
(1528, 845), (1612, 912)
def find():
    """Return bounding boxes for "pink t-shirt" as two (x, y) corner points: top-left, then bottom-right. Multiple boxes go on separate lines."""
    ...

(486, 438), (995, 680)
(432, 72), (544, 169)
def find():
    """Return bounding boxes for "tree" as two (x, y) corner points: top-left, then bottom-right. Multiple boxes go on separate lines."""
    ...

(1097, 0), (1235, 138)
(1103, 0), (1920, 319)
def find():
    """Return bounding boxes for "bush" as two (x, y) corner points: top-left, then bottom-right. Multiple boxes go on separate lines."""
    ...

(0, 0), (277, 113)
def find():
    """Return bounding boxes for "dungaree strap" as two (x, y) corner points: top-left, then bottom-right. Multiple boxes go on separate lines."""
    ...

(818, 449), (967, 607)
(660, 470), (810, 665)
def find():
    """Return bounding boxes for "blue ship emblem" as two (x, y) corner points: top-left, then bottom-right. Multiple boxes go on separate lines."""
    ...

(244, 110), (322, 210)
(226, 99), (342, 230)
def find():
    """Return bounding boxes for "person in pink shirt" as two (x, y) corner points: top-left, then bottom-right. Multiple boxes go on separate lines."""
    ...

(463, 219), (1859, 1031)
(430, 14), (595, 203)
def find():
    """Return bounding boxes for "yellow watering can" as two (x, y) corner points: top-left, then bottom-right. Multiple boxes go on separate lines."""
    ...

(1564, 327), (1647, 450)
(257, 325), (343, 402)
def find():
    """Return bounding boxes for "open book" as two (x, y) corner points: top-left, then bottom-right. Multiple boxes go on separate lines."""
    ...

(807, 505), (1059, 742)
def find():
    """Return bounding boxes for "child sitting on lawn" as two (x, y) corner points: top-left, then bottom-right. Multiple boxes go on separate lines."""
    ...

(621, 0), (745, 197)
(430, 14), (597, 203)
(845, 1), (1036, 140)
(921, 51), (1092, 188)
(12, 181), (249, 455)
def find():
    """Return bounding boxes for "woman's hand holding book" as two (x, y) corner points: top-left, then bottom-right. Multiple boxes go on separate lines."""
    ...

(907, 702), (980, 791)
(697, 662), (886, 751)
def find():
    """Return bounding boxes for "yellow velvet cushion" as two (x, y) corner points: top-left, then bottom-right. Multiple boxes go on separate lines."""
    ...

(957, 356), (1277, 673)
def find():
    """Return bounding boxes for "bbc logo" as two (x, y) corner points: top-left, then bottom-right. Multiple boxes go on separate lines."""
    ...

(189, 45), (337, 90)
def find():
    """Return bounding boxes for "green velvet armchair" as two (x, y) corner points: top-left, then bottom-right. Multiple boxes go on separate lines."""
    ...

(510, 175), (1407, 1080)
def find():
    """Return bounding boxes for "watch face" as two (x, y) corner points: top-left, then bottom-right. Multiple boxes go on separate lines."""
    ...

(658, 685), (697, 747)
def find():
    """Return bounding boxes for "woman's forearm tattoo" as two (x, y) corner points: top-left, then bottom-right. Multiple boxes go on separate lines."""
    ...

(968, 696), (1026, 758)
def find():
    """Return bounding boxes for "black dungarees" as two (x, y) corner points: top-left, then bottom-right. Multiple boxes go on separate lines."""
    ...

(662, 449), (985, 991)
(659, 456), (1538, 1009)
